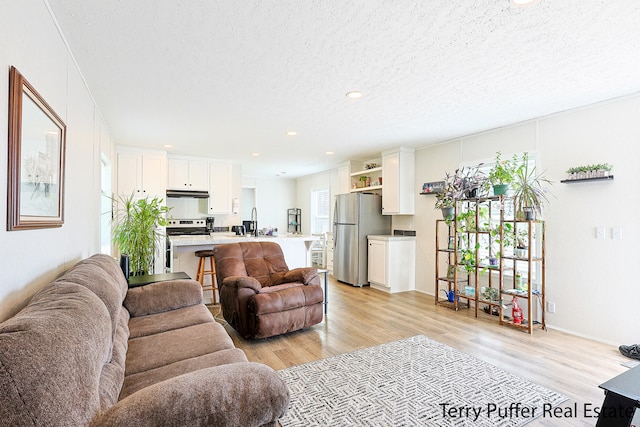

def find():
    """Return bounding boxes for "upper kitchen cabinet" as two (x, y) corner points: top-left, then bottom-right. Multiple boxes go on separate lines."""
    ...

(208, 161), (232, 214)
(382, 147), (414, 215)
(167, 157), (209, 191)
(116, 147), (166, 198)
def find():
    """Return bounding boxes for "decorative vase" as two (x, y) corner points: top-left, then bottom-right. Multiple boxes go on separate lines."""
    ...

(441, 207), (454, 219)
(492, 184), (508, 196)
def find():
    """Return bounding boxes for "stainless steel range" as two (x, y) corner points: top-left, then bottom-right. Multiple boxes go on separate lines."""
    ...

(165, 219), (209, 271)
(166, 219), (209, 236)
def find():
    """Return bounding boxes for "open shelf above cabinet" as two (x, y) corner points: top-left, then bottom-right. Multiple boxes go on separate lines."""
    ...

(350, 166), (382, 176)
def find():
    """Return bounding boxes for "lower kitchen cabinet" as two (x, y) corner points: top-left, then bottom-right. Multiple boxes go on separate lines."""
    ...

(367, 235), (415, 293)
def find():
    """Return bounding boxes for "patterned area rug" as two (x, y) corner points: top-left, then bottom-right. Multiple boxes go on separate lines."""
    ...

(278, 335), (567, 426)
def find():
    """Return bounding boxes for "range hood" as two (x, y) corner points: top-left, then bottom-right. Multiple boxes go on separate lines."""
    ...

(166, 190), (209, 198)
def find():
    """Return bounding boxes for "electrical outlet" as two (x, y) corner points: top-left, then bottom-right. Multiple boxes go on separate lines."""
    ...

(596, 227), (606, 240)
(547, 301), (556, 313)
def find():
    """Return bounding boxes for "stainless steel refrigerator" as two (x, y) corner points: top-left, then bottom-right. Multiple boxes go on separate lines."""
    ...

(333, 193), (391, 286)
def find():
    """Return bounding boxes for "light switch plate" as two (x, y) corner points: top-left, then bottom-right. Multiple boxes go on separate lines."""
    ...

(612, 227), (623, 240)
(596, 227), (606, 240)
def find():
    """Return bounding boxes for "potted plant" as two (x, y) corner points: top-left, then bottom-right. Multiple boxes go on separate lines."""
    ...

(488, 151), (519, 196)
(112, 193), (172, 276)
(435, 171), (457, 219)
(458, 164), (488, 198)
(511, 153), (553, 220)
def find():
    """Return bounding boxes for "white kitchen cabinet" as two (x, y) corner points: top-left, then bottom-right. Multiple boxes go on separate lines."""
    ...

(115, 147), (167, 275)
(381, 147), (414, 215)
(367, 239), (387, 286)
(208, 161), (232, 214)
(116, 148), (166, 198)
(337, 163), (351, 195)
(167, 157), (208, 191)
(367, 235), (415, 293)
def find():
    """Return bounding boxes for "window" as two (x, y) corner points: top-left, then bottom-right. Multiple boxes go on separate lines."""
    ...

(310, 188), (329, 234)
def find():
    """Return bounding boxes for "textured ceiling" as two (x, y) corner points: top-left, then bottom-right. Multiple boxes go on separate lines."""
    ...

(47, 0), (640, 177)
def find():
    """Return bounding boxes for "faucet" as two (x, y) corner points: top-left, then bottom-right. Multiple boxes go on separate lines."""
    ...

(251, 207), (258, 237)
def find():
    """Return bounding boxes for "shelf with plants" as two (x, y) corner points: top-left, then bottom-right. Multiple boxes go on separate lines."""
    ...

(560, 175), (614, 184)
(432, 151), (551, 333)
(455, 196), (504, 318)
(498, 217), (546, 334)
(435, 219), (470, 310)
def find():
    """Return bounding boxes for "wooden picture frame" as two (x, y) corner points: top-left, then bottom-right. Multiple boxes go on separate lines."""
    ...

(7, 66), (66, 230)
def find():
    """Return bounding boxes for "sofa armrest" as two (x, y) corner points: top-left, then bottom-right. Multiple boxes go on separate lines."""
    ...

(222, 276), (262, 293)
(284, 267), (320, 286)
(124, 279), (203, 317)
(91, 362), (289, 427)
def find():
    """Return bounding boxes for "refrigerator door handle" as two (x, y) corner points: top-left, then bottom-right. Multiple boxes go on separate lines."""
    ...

(333, 200), (337, 248)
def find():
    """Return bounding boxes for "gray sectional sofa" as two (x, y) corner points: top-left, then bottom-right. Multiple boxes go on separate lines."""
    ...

(0, 254), (290, 426)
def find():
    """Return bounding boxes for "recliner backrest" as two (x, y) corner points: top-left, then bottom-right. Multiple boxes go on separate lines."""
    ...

(214, 242), (290, 287)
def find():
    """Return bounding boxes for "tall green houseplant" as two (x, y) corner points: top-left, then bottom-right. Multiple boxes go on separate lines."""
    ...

(112, 194), (172, 275)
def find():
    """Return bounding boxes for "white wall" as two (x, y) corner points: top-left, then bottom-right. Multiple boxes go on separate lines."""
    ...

(414, 95), (640, 345)
(242, 176), (296, 233)
(296, 170), (336, 235)
(0, 1), (112, 321)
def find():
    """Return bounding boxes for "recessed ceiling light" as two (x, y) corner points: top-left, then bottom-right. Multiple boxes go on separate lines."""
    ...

(325, 151), (334, 155)
(163, 144), (173, 148)
(286, 131), (297, 136)
(251, 152), (260, 156)
(346, 90), (363, 99)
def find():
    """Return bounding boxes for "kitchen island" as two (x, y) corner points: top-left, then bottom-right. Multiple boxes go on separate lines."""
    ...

(168, 233), (321, 290)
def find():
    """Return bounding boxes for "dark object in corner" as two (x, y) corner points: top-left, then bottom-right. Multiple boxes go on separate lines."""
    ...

(120, 254), (130, 281)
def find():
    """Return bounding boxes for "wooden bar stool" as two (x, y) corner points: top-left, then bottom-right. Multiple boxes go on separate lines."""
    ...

(195, 249), (218, 304)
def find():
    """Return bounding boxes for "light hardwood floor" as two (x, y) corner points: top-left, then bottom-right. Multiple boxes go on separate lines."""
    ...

(211, 276), (631, 426)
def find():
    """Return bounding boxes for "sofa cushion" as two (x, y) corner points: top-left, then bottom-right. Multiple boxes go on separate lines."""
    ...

(120, 348), (248, 399)
(124, 279), (203, 317)
(125, 322), (236, 376)
(0, 283), (112, 426)
(54, 254), (128, 344)
(128, 304), (215, 339)
(99, 308), (130, 409)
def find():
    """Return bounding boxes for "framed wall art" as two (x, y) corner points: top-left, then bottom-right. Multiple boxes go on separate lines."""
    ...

(7, 66), (66, 230)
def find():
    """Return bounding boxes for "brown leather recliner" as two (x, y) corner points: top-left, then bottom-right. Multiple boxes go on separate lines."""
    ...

(213, 241), (324, 339)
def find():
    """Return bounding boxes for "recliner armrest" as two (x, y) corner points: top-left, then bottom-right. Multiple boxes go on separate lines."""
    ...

(90, 362), (290, 427)
(222, 276), (262, 293)
(284, 267), (320, 286)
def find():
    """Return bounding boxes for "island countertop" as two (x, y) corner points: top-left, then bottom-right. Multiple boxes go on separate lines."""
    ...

(169, 233), (320, 247)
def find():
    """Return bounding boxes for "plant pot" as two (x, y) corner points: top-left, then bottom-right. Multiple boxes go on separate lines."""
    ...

(523, 208), (535, 221)
(489, 257), (499, 266)
(465, 188), (478, 198)
(515, 247), (528, 258)
(441, 207), (454, 219)
(492, 184), (508, 196)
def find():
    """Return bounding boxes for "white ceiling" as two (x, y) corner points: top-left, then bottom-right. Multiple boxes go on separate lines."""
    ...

(47, 0), (640, 178)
